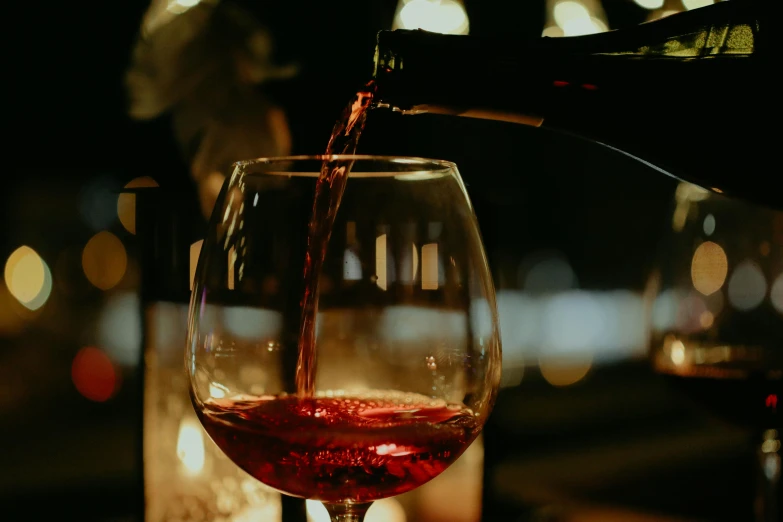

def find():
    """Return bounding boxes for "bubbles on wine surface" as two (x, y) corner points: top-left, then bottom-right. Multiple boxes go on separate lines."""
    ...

(198, 391), (479, 502)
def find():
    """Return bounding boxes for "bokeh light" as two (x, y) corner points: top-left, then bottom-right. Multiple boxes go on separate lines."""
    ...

(520, 252), (577, 293)
(699, 310), (714, 329)
(634, 0), (664, 9)
(550, 0), (608, 36)
(4, 245), (53, 311)
(395, 0), (469, 35)
(727, 260), (766, 311)
(366, 498), (407, 522)
(176, 417), (206, 476)
(539, 353), (593, 387)
(542, 25), (565, 37)
(553, 0), (590, 27)
(170, 0), (201, 14)
(117, 176), (159, 234)
(670, 339), (686, 365)
(71, 346), (118, 402)
(682, 0), (714, 10)
(561, 16), (607, 36)
(117, 194), (136, 234)
(690, 241), (728, 296)
(97, 292), (142, 366)
(82, 231), (128, 290)
(306, 501), (330, 522)
(703, 214), (716, 236)
(306, 499), (405, 522)
(542, 292), (606, 352)
(675, 292), (708, 334)
(651, 288), (681, 333)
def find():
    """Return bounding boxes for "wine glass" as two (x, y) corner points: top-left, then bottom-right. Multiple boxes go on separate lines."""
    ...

(647, 182), (782, 522)
(186, 155), (502, 522)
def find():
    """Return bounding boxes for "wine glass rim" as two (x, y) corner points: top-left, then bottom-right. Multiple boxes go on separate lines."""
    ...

(232, 155), (457, 173)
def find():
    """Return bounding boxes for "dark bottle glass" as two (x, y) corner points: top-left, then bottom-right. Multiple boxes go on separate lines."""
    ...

(372, 0), (779, 208)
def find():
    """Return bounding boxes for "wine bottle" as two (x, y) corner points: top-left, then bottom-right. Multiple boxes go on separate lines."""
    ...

(372, 0), (780, 208)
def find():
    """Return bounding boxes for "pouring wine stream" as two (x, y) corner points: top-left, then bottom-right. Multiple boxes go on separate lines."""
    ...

(295, 82), (376, 398)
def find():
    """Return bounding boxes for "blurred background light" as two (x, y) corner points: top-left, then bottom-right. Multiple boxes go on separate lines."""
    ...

(97, 292), (142, 366)
(82, 231), (128, 290)
(117, 175), (159, 235)
(703, 213), (716, 236)
(539, 352), (593, 386)
(169, 0), (202, 14)
(553, 0), (590, 26)
(393, 0), (470, 35)
(494, 287), (648, 388)
(690, 241), (728, 296)
(176, 417), (206, 476)
(650, 288), (681, 333)
(520, 252), (578, 293)
(542, 25), (565, 37)
(306, 498), (406, 522)
(542, 291), (607, 353)
(549, 0), (608, 37)
(561, 15), (607, 36)
(222, 307), (282, 340)
(682, 0), (714, 10)
(4, 246), (52, 311)
(727, 260), (766, 311)
(71, 346), (118, 402)
(634, 0), (665, 9)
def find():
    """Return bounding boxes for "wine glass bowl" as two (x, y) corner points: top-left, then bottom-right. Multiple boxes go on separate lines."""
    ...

(648, 183), (783, 426)
(186, 156), (501, 512)
(647, 182), (782, 521)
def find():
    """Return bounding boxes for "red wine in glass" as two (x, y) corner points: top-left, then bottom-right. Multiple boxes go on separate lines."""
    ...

(198, 392), (479, 502)
(186, 84), (501, 522)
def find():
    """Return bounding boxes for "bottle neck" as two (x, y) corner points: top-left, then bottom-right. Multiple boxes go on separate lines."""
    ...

(371, 1), (779, 209)
(372, 0), (761, 115)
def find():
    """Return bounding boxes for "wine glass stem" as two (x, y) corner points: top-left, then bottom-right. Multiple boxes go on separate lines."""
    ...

(755, 429), (781, 522)
(324, 501), (372, 522)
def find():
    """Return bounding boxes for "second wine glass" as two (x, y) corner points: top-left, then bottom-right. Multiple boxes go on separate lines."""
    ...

(186, 156), (501, 521)
(648, 182), (782, 522)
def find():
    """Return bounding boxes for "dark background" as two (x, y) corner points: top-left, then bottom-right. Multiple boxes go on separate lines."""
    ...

(2, 1), (758, 521)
